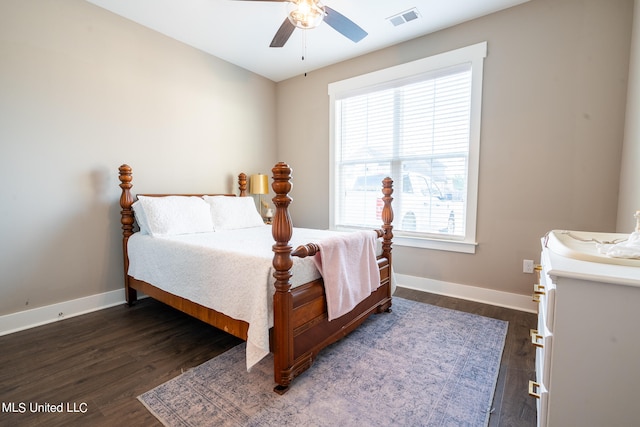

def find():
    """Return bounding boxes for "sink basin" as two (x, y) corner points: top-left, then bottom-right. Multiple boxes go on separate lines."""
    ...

(545, 230), (640, 267)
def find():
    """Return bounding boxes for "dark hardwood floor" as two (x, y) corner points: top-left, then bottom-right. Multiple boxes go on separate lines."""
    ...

(0, 288), (537, 426)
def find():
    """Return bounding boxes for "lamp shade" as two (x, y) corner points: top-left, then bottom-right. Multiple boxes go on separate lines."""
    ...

(250, 174), (269, 195)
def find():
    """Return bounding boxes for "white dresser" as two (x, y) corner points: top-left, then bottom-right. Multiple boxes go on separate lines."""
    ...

(531, 237), (640, 427)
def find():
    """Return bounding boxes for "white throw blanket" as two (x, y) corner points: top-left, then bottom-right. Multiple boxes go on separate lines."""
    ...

(312, 230), (381, 321)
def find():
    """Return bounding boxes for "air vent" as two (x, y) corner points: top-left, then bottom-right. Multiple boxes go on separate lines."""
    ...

(387, 8), (421, 27)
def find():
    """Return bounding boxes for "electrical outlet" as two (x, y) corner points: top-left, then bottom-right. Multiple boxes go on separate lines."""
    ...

(523, 259), (534, 274)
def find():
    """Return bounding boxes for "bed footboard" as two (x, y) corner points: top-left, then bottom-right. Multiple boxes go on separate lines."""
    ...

(270, 162), (394, 393)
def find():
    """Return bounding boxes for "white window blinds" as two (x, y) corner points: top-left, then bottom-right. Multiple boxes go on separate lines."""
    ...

(329, 42), (486, 252)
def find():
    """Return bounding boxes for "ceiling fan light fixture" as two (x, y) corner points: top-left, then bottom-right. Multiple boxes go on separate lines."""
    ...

(287, 0), (325, 30)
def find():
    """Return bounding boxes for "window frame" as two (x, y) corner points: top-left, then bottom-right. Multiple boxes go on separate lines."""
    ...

(328, 42), (487, 254)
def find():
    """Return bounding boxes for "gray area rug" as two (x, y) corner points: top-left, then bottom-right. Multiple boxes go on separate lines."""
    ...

(139, 298), (508, 426)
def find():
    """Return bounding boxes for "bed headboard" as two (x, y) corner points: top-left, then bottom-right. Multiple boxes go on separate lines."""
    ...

(118, 164), (250, 303)
(117, 164), (248, 237)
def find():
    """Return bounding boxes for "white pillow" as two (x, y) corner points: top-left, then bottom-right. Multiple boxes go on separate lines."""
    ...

(131, 200), (151, 235)
(203, 196), (265, 230)
(136, 195), (214, 236)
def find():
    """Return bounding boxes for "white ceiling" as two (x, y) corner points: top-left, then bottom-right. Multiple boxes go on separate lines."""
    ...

(86, 0), (529, 82)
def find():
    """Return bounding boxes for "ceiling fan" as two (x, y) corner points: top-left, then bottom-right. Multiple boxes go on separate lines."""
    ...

(235, 0), (368, 48)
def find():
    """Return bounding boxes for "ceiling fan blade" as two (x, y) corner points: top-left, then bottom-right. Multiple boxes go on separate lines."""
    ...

(232, 0), (289, 46)
(323, 6), (368, 43)
(270, 18), (296, 47)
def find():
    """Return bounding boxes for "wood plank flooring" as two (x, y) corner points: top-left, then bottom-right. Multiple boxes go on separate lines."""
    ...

(0, 288), (537, 426)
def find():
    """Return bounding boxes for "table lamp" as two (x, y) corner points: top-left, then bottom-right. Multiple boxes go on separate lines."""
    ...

(250, 174), (269, 218)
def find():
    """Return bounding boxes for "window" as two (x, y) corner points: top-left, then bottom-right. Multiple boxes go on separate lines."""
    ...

(329, 42), (486, 253)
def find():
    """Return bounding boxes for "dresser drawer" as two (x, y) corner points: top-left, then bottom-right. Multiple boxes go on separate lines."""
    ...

(538, 251), (556, 333)
(529, 379), (549, 427)
(533, 326), (552, 390)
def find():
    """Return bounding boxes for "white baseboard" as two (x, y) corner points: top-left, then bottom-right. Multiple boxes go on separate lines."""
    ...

(0, 275), (535, 337)
(0, 289), (127, 337)
(395, 273), (537, 313)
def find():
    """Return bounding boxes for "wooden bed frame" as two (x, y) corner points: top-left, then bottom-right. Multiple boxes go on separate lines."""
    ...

(118, 161), (394, 393)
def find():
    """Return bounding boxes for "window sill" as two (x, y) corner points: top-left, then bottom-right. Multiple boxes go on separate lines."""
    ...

(332, 225), (477, 254)
(393, 235), (477, 254)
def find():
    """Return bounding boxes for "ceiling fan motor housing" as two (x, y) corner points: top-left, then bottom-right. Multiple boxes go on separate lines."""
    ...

(287, 0), (325, 29)
(260, 0), (367, 48)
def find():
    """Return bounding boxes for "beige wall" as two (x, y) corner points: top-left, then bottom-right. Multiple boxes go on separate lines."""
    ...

(618, 0), (640, 232)
(0, 0), (277, 316)
(276, 0), (634, 296)
(0, 0), (634, 319)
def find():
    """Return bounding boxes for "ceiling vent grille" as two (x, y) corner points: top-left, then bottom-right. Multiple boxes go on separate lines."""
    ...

(387, 8), (421, 27)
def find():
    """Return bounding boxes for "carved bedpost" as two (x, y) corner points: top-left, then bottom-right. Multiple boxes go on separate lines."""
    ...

(238, 172), (248, 197)
(119, 165), (137, 305)
(271, 162), (294, 393)
(381, 177), (394, 266)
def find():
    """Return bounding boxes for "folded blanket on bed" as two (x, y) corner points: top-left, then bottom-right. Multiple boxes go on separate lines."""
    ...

(312, 230), (381, 321)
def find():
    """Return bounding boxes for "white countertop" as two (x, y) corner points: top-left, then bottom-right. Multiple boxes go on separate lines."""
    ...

(541, 237), (640, 288)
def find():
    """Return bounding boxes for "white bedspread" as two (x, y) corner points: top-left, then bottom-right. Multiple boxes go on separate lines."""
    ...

(127, 225), (377, 370)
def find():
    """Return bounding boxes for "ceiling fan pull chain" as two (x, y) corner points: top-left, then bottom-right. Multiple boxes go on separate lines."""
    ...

(302, 29), (308, 76)
(302, 28), (307, 61)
